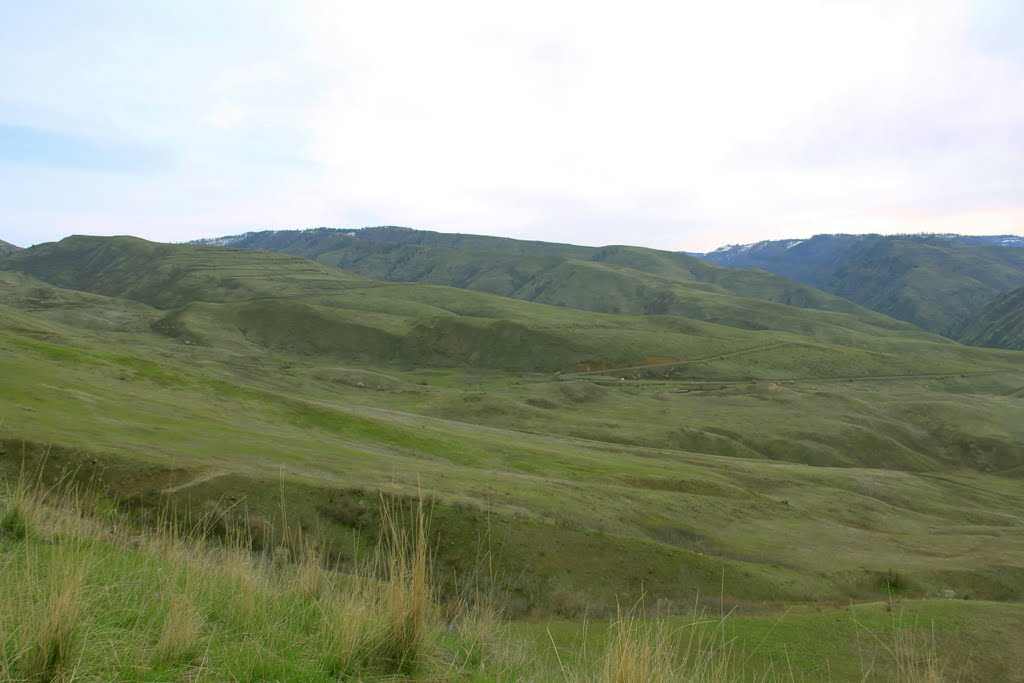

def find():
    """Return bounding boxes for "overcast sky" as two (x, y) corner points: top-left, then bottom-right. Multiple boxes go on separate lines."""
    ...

(1, 0), (1022, 251)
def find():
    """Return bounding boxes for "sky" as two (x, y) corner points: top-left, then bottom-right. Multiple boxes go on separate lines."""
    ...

(1, 0), (1022, 252)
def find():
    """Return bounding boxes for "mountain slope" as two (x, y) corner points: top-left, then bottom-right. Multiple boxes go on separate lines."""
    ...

(193, 227), (931, 340)
(0, 234), (371, 308)
(700, 234), (1024, 338)
(2, 244), (1024, 619)
(3, 235), (1015, 379)
(957, 286), (1024, 350)
(0, 238), (21, 255)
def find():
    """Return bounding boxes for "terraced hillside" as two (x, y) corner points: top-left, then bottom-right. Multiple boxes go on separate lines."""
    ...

(2, 235), (1024, 620)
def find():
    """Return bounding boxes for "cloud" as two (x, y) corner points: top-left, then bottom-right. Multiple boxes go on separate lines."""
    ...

(0, 0), (1021, 251)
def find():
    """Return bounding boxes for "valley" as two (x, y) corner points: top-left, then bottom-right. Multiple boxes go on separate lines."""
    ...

(2, 232), (1023, 680)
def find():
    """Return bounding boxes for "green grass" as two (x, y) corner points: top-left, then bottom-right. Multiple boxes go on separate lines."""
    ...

(1, 304), (1023, 613)
(196, 227), (895, 328)
(529, 599), (1024, 682)
(3, 478), (1019, 682)
(1, 235), (1024, 673)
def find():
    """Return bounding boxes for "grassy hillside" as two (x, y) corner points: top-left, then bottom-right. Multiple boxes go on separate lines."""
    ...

(0, 238), (20, 255)
(828, 238), (1024, 338)
(700, 234), (1024, 339)
(195, 227), (917, 330)
(2, 243), (1024, 620)
(958, 286), (1024, 350)
(2, 233), (1024, 676)
(2, 235), (969, 376)
(0, 235), (370, 308)
(6, 479), (1019, 682)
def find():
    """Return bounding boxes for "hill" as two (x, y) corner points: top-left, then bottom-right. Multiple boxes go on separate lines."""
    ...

(193, 227), (923, 337)
(3, 235), (956, 371)
(0, 238), (21, 255)
(958, 285), (1024, 350)
(2, 234), (1024, 629)
(699, 234), (1024, 339)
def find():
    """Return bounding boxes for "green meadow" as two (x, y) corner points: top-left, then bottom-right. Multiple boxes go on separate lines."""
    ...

(2, 235), (1023, 680)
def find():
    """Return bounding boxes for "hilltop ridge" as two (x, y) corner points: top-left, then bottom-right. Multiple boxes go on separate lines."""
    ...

(191, 227), (925, 336)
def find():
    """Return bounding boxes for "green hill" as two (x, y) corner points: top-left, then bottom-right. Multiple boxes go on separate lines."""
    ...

(0, 238), (21, 255)
(1, 235), (959, 375)
(700, 234), (1024, 339)
(196, 228), (919, 336)
(0, 234), (369, 308)
(2, 233), (1024, 626)
(2, 235), (1022, 474)
(958, 286), (1024, 350)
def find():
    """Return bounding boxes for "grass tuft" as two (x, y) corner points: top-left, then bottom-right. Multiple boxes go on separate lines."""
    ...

(377, 495), (434, 673)
(0, 502), (28, 540)
(20, 554), (87, 682)
(153, 574), (204, 666)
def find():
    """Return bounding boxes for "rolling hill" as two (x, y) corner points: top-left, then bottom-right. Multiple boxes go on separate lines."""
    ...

(2, 233), (1024, 639)
(193, 227), (924, 336)
(2, 234), (1022, 473)
(0, 234), (987, 376)
(699, 233), (1024, 339)
(0, 238), (21, 255)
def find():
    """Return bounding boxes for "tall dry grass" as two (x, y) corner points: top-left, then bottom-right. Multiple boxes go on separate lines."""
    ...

(0, 540), (90, 682)
(553, 601), (755, 683)
(854, 601), (948, 683)
(153, 571), (204, 666)
(0, 466), (955, 682)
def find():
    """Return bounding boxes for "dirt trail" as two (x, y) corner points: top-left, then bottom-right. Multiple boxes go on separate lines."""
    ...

(569, 342), (792, 377)
(161, 470), (229, 495)
(588, 369), (1015, 387)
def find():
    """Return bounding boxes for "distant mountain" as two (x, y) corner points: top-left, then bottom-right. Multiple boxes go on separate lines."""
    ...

(0, 234), (941, 376)
(698, 234), (1024, 339)
(943, 235), (1024, 248)
(192, 227), (930, 341)
(957, 286), (1024, 350)
(0, 239), (21, 255)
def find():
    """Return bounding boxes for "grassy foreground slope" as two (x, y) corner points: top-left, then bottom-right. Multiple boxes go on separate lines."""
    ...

(2, 240), (1024, 618)
(6, 480), (1021, 682)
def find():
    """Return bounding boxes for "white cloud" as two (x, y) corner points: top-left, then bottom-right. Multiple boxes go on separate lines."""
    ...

(1, 0), (1021, 250)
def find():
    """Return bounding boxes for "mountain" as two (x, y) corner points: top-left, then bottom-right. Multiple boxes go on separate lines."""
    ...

(943, 234), (1024, 248)
(192, 227), (933, 341)
(0, 234), (952, 375)
(957, 285), (1024, 350)
(699, 234), (1024, 338)
(0, 238), (21, 255)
